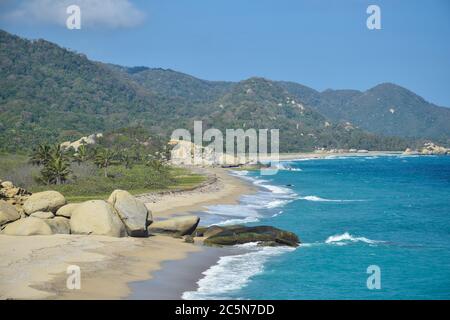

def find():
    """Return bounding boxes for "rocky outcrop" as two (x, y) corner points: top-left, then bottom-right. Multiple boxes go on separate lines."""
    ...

(108, 190), (151, 237)
(148, 216), (200, 236)
(60, 133), (103, 151)
(55, 203), (79, 218)
(0, 181), (31, 213)
(30, 211), (55, 219)
(23, 191), (66, 215)
(70, 200), (126, 237)
(2, 217), (53, 236)
(46, 216), (71, 234)
(201, 225), (300, 247)
(420, 143), (449, 155)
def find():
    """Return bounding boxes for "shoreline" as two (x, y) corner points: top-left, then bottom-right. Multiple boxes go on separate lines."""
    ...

(261, 150), (403, 161)
(127, 246), (233, 300)
(0, 166), (254, 300)
(138, 167), (257, 219)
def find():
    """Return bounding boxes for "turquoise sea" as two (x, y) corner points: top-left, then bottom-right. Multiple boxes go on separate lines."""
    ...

(183, 155), (450, 299)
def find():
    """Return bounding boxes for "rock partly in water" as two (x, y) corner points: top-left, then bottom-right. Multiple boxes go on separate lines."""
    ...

(420, 142), (449, 155)
(203, 225), (300, 247)
(70, 200), (126, 237)
(55, 203), (79, 218)
(0, 200), (21, 227)
(195, 225), (224, 238)
(2, 217), (53, 236)
(30, 211), (55, 219)
(148, 216), (200, 236)
(107, 190), (151, 237)
(23, 191), (66, 215)
(46, 216), (71, 234)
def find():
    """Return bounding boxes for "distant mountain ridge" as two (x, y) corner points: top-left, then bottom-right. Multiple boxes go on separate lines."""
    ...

(277, 81), (450, 142)
(1, 29), (448, 152)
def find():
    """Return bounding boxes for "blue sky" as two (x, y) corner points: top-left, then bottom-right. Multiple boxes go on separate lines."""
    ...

(1, 0), (449, 106)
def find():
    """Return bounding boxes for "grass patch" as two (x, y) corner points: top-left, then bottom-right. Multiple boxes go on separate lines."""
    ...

(0, 154), (206, 202)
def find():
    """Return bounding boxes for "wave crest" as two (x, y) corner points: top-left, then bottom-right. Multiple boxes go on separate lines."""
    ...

(325, 232), (381, 245)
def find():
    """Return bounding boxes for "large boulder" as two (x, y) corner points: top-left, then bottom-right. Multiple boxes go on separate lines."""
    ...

(2, 217), (53, 236)
(0, 200), (21, 227)
(56, 203), (79, 218)
(30, 211), (55, 219)
(203, 225), (300, 247)
(46, 216), (71, 234)
(23, 191), (66, 215)
(70, 200), (126, 237)
(148, 216), (200, 236)
(108, 190), (151, 237)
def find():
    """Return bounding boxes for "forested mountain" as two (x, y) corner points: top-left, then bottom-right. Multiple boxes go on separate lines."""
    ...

(277, 82), (450, 145)
(1, 29), (447, 153)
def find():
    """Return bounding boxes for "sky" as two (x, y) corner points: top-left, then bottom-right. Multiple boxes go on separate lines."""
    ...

(1, 0), (449, 106)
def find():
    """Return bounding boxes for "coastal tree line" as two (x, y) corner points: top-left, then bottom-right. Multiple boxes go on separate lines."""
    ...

(30, 143), (169, 185)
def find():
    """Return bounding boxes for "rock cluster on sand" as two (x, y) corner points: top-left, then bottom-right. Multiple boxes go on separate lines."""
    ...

(0, 180), (300, 248)
(0, 186), (152, 238)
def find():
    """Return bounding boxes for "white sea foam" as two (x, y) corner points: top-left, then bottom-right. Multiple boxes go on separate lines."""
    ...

(271, 210), (283, 217)
(325, 232), (381, 245)
(182, 243), (295, 300)
(205, 170), (298, 226)
(271, 162), (303, 171)
(300, 195), (365, 202)
(215, 216), (260, 226)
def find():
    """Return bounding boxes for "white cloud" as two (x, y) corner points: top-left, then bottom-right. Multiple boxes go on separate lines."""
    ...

(2, 0), (146, 28)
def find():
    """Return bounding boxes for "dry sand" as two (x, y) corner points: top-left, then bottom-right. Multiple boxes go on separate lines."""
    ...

(139, 167), (256, 219)
(0, 167), (254, 300)
(0, 234), (200, 299)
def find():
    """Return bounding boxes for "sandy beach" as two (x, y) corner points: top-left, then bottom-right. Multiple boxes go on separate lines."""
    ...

(0, 167), (254, 300)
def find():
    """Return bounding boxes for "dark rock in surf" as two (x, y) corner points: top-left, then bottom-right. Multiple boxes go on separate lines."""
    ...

(202, 225), (300, 247)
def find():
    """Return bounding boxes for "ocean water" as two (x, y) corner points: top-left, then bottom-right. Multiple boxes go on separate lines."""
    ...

(183, 155), (450, 300)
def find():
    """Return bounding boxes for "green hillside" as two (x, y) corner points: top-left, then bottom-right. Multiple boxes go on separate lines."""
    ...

(1, 29), (443, 153)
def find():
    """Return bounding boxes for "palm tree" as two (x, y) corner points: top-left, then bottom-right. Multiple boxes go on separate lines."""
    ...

(30, 144), (52, 166)
(41, 153), (71, 185)
(95, 149), (116, 177)
(73, 144), (88, 164)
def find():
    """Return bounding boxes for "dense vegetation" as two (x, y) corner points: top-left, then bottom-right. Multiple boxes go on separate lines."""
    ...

(0, 149), (204, 202)
(1, 29), (448, 153)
